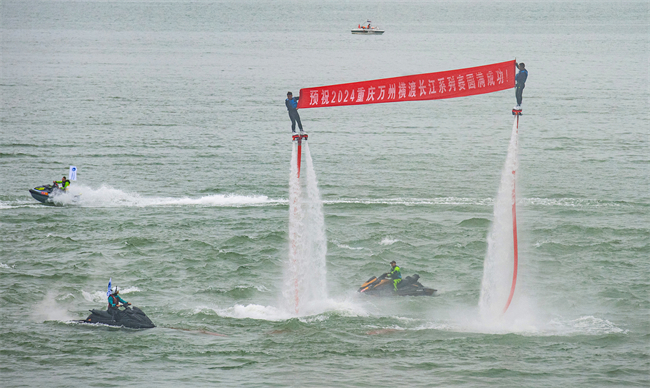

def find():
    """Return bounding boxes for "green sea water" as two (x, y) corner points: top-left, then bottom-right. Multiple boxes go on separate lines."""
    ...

(1, 1), (648, 387)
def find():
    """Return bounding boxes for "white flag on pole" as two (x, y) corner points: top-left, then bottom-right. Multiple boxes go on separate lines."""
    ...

(69, 166), (77, 181)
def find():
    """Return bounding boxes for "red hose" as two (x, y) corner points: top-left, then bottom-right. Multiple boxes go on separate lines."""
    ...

(297, 142), (302, 178)
(503, 171), (518, 313)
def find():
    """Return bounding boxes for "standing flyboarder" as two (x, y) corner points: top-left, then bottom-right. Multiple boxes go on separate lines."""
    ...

(285, 91), (304, 134)
(514, 61), (528, 110)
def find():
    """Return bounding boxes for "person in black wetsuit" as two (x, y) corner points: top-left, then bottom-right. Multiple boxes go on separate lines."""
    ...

(285, 92), (303, 133)
(515, 61), (528, 109)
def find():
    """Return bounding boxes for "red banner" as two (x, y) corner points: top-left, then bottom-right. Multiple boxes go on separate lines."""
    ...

(297, 60), (515, 109)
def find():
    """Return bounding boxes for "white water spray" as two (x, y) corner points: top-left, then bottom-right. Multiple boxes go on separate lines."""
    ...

(284, 142), (328, 314)
(45, 184), (279, 207)
(479, 117), (519, 320)
(32, 291), (74, 322)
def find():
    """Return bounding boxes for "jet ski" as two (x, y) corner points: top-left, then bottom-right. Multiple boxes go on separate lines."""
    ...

(29, 183), (64, 203)
(358, 273), (436, 296)
(77, 306), (155, 329)
(29, 183), (80, 204)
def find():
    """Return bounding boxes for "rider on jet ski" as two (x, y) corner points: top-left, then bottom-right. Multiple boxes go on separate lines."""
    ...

(388, 261), (402, 291)
(53, 176), (70, 190)
(76, 278), (155, 328)
(108, 287), (131, 311)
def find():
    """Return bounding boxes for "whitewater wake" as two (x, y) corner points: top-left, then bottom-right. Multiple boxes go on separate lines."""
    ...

(24, 184), (284, 208)
(4, 190), (623, 210)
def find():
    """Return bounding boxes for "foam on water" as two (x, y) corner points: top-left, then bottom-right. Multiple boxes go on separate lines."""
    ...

(332, 240), (364, 250)
(206, 297), (368, 322)
(206, 304), (294, 321)
(323, 197), (495, 206)
(365, 295), (626, 337)
(411, 312), (627, 337)
(3, 195), (629, 210)
(548, 316), (627, 335)
(42, 184), (284, 208)
(522, 198), (627, 207)
(203, 296), (625, 336)
(380, 236), (400, 245)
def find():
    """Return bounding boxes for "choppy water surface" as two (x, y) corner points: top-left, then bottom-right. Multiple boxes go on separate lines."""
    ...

(1, 1), (648, 387)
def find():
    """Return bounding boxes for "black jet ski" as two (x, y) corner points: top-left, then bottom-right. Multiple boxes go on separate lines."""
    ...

(77, 306), (155, 329)
(29, 184), (64, 203)
(358, 273), (436, 296)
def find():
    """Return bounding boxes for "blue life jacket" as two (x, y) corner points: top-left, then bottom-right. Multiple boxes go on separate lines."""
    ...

(286, 97), (299, 112)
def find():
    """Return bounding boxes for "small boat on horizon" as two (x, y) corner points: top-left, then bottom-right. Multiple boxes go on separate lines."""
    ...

(351, 20), (384, 35)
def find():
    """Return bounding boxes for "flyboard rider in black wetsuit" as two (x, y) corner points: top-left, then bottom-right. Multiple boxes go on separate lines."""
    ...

(285, 92), (304, 134)
(514, 61), (528, 110)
